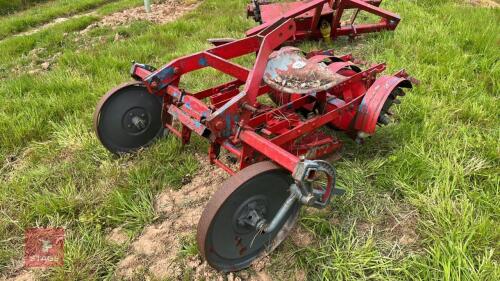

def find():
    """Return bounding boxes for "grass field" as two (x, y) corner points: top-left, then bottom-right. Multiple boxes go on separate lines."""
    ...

(0, 0), (499, 280)
(0, 1), (49, 15)
(0, 0), (124, 40)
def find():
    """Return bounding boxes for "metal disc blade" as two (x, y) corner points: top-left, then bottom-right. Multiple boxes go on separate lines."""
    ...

(94, 82), (163, 154)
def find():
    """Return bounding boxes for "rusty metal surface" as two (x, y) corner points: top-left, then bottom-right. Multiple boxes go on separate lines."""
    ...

(94, 1), (416, 270)
(263, 47), (346, 94)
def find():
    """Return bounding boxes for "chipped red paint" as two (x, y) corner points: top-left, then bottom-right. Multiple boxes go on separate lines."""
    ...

(127, 11), (413, 176)
(247, 0), (399, 41)
(354, 75), (412, 135)
(99, 2), (420, 273)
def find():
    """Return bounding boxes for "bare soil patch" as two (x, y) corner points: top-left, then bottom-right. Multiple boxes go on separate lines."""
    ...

(467, 0), (500, 7)
(290, 224), (314, 248)
(2, 270), (37, 281)
(11, 0), (200, 76)
(13, 11), (96, 38)
(113, 157), (230, 280)
(11, 47), (61, 76)
(81, 0), (201, 33)
(356, 201), (421, 257)
(113, 156), (290, 280)
(107, 226), (129, 245)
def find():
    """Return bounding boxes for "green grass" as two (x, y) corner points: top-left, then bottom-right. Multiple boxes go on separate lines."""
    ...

(0, 0), (499, 280)
(0, 0), (50, 15)
(0, 0), (150, 157)
(0, 0), (129, 40)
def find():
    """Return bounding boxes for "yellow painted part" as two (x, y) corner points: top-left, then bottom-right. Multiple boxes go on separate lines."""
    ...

(320, 20), (332, 43)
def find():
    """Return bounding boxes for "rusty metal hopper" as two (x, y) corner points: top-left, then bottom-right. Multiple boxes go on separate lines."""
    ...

(263, 47), (346, 94)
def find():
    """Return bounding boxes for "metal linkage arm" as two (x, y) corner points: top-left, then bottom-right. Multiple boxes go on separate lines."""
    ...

(247, 0), (401, 41)
(331, 0), (400, 38)
(139, 36), (262, 92)
(243, 19), (296, 105)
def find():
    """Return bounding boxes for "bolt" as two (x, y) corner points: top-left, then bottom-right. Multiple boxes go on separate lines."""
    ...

(131, 116), (146, 130)
(301, 194), (315, 206)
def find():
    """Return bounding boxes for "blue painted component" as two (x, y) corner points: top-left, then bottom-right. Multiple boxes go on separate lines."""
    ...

(224, 114), (231, 137)
(157, 66), (175, 80)
(264, 52), (294, 80)
(358, 99), (366, 113)
(147, 66), (176, 89)
(198, 57), (208, 67)
(328, 97), (346, 108)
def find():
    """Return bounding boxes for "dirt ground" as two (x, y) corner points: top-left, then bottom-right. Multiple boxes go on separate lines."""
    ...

(13, 11), (97, 37)
(112, 156), (228, 280)
(81, 0), (201, 33)
(467, 0), (500, 7)
(4, 155), (297, 281)
(13, 0), (200, 38)
(12, 0), (200, 75)
(111, 156), (286, 280)
(354, 195), (421, 258)
(2, 271), (37, 281)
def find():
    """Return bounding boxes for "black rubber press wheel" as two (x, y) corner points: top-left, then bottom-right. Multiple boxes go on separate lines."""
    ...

(93, 82), (164, 154)
(377, 87), (405, 126)
(197, 161), (300, 272)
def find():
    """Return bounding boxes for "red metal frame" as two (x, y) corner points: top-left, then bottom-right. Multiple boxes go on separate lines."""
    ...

(247, 0), (400, 40)
(130, 16), (412, 176)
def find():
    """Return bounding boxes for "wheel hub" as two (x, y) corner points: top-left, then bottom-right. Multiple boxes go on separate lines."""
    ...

(123, 107), (150, 134)
(234, 196), (267, 232)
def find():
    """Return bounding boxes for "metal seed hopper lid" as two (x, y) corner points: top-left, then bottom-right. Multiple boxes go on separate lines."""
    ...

(263, 47), (346, 94)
